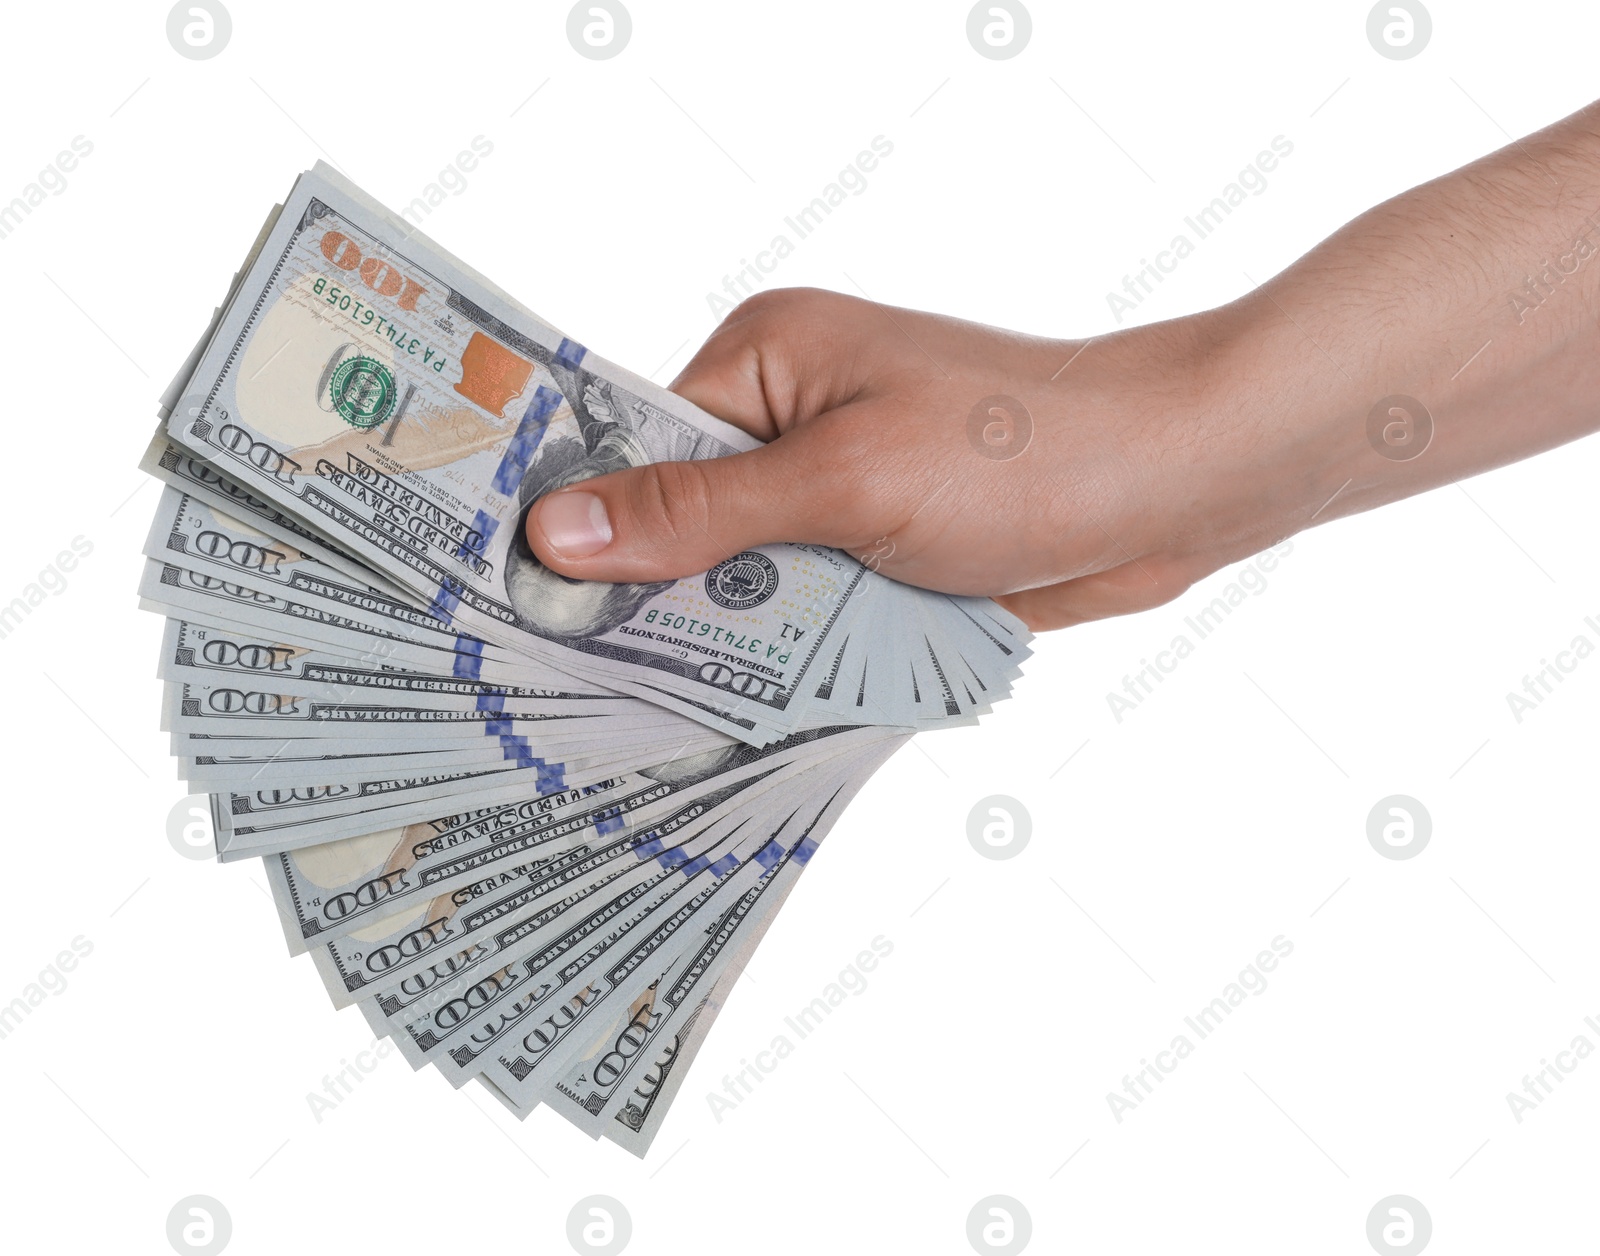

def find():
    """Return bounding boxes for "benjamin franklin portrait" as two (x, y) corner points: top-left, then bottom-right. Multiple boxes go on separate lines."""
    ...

(503, 364), (713, 642)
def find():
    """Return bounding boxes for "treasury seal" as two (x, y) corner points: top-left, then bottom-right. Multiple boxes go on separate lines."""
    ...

(328, 356), (398, 429)
(705, 551), (780, 610)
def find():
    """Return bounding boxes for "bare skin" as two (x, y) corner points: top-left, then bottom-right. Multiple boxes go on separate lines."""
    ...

(527, 100), (1600, 631)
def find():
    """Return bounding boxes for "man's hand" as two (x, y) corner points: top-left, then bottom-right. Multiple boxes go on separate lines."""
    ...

(527, 100), (1600, 631)
(525, 289), (1273, 630)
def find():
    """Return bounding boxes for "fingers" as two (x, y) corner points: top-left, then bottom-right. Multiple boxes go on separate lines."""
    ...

(668, 288), (891, 439)
(994, 552), (1210, 631)
(525, 421), (871, 583)
(668, 310), (778, 439)
(528, 287), (935, 584)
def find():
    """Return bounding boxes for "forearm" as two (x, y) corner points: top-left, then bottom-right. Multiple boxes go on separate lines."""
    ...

(1200, 98), (1600, 551)
(529, 99), (1600, 632)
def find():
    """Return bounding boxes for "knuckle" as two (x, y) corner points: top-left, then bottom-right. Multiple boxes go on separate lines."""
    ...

(630, 460), (717, 550)
(728, 286), (833, 326)
(693, 289), (871, 427)
(725, 288), (790, 324)
(726, 288), (862, 352)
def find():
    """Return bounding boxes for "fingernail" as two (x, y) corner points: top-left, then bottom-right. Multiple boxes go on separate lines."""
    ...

(538, 491), (612, 558)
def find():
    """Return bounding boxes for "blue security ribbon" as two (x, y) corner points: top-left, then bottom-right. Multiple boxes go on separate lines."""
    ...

(633, 831), (665, 857)
(491, 385), (563, 495)
(754, 839), (785, 870)
(451, 638), (485, 680)
(428, 583), (462, 623)
(456, 508), (501, 561)
(554, 338), (588, 371)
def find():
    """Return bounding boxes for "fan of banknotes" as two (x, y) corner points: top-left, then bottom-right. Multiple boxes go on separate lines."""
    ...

(137, 163), (1030, 1154)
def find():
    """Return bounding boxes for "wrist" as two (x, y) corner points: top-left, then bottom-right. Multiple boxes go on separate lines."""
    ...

(1184, 290), (1424, 552)
(1116, 306), (1339, 567)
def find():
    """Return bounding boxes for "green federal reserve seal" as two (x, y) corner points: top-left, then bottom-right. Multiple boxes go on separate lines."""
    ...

(328, 356), (397, 429)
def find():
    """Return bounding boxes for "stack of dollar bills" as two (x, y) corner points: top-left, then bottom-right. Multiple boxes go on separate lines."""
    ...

(138, 164), (1030, 1154)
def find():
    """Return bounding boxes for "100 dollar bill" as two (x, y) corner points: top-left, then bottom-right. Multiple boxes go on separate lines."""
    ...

(165, 163), (871, 744)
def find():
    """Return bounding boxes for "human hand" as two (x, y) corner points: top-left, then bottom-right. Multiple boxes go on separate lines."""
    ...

(526, 98), (1600, 632)
(524, 288), (1311, 631)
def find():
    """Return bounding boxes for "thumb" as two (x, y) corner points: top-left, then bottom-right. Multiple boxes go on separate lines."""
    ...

(523, 424), (865, 583)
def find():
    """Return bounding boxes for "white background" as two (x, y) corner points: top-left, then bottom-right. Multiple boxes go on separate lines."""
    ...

(1, 1), (1596, 1252)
